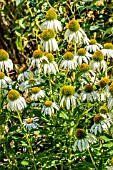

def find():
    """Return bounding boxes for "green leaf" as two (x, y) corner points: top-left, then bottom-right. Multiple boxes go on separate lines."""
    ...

(21, 160), (29, 166)
(16, 0), (24, 6)
(90, 25), (99, 31)
(103, 142), (113, 148)
(16, 36), (24, 51)
(99, 135), (112, 142)
(59, 112), (69, 119)
(102, 27), (113, 37)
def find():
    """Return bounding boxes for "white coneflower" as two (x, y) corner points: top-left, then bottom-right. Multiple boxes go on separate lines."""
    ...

(60, 85), (79, 110)
(43, 53), (59, 75)
(90, 50), (106, 72)
(41, 100), (59, 116)
(99, 105), (109, 119)
(74, 48), (91, 65)
(65, 19), (88, 44)
(19, 78), (45, 92)
(85, 39), (103, 53)
(73, 128), (96, 152)
(0, 71), (11, 88)
(40, 29), (59, 52)
(61, 52), (77, 70)
(7, 89), (26, 111)
(30, 87), (45, 100)
(79, 63), (99, 89)
(41, 8), (62, 32)
(90, 114), (111, 135)
(17, 66), (32, 82)
(0, 49), (13, 72)
(81, 84), (98, 102)
(30, 50), (48, 69)
(101, 43), (113, 58)
(23, 117), (39, 130)
(98, 77), (110, 101)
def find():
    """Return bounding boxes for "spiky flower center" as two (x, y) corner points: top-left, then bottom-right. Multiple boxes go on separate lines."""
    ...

(89, 39), (97, 45)
(99, 105), (108, 114)
(33, 50), (43, 58)
(31, 87), (40, 94)
(26, 118), (33, 124)
(99, 77), (110, 88)
(80, 63), (90, 71)
(75, 128), (86, 140)
(44, 52), (49, 56)
(62, 85), (75, 96)
(0, 72), (5, 79)
(8, 89), (20, 101)
(109, 83), (113, 96)
(40, 29), (55, 41)
(45, 8), (57, 20)
(104, 43), (113, 50)
(94, 114), (104, 124)
(68, 19), (80, 32)
(92, 50), (104, 62)
(84, 84), (94, 93)
(19, 66), (27, 73)
(0, 49), (9, 61)
(29, 78), (36, 84)
(44, 101), (52, 107)
(46, 53), (54, 62)
(78, 48), (86, 56)
(64, 52), (74, 60)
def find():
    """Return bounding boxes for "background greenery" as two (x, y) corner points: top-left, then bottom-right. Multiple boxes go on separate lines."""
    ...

(0, 0), (113, 170)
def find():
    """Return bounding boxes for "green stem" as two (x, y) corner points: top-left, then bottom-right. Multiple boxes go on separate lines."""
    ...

(4, 142), (12, 168)
(105, 56), (109, 77)
(61, 161), (63, 170)
(0, 88), (2, 114)
(88, 148), (98, 170)
(49, 75), (52, 98)
(69, 110), (73, 170)
(100, 139), (104, 170)
(27, 134), (37, 170)
(74, 43), (77, 54)
(17, 112), (37, 170)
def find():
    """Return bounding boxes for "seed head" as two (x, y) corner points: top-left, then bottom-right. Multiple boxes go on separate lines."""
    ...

(94, 114), (104, 124)
(26, 118), (33, 124)
(46, 53), (54, 62)
(80, 63), (90, 71)
(31, 87), (40, 94)
(62, 85), (75, 96)
(68, 19), (80, 32)
(8, 89), (20, 101)
(89, 39), (97, 45)
(99, 77), (110, 88)
(0, 72), (5, 79)
(64, 52), (74, 60)
(84, 84), (94, 93)
(104, 43), (113, 50)
(40, 29), (55, 41)
(75, 128), (86, 140)
(99, 105), (108, 114)
(44, 101), (52, 107)
(33, 50), (43, 58)
(78, 48), (86, 56)
(0, 49), (9, 61)
(92, 50), (104, 62)
(45, 8), (57, 20)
